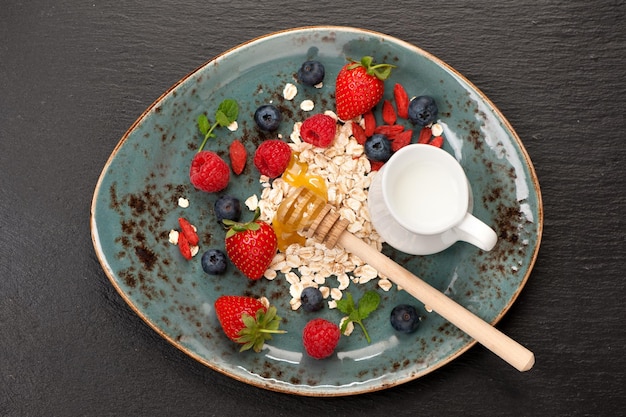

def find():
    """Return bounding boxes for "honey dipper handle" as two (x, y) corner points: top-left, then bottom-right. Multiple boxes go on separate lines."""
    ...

(337, 232), (535, 372)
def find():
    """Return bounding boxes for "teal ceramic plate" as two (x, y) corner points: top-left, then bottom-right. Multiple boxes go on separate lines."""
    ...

(90, 26), (542, 396)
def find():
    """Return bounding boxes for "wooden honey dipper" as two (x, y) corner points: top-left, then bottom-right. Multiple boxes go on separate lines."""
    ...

(276, 186), (535, 372)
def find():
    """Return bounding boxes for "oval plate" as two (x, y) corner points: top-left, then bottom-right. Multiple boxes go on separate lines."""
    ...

(90, 26), (542, 396)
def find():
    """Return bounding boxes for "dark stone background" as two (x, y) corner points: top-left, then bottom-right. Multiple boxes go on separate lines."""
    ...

(1, 1), (624, 415)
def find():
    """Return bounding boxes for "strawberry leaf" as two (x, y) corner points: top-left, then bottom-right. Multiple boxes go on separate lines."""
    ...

(235, 306), (286, 352)
(360, 55), (374, 68)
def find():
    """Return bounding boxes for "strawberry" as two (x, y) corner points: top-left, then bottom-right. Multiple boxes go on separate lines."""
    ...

(214, 295), (285, 352)
(229, 139), (247, 175)
(393, 83), (410, 119)
(224, 208), (277, 280)
(300, 114), (337, 147)
(253, 139), (292, 178)
(302, 318), (341, 359)
(335, 56), (395, 120)
(178, 217), (199, 246)
(382, 99), (397, 125)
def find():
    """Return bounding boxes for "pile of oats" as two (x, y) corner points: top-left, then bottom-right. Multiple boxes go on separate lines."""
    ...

(245, 112), (393, 311)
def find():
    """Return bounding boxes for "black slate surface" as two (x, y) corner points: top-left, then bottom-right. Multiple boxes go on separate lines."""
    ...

(1, 1), (625, 416)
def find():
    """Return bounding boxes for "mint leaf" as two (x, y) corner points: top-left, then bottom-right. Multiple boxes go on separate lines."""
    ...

(217, 99), (239, 125)
(196, 98), (239, 152)
(357, 290), (380, 319)
(215, 110), (230, 127)
(336, 293), (355, 315)
(336, 291), (380, 344)
(197, 114), (210, 135)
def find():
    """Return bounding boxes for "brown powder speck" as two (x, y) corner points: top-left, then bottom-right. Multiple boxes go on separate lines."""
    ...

(134, 245), (158, 271)
(129, 194), (146, 215)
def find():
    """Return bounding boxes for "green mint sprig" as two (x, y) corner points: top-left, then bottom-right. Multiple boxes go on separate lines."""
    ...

(196, 98), (239, 152)
(336, 290), (381, 344)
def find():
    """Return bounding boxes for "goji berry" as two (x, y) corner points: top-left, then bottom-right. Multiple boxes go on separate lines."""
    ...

(363, 111), (376, 137)
(351, 122), (367, 145)
(393, 83), (410, 119)
(370, 160), (385, 171)
(178, 217), (199, 246)
(382, 99), (397, 125)
(429, 136), (444, 148)
(391, 130), (413, 151)
(374, 124), (405, 136)
(418, 126), (432, 144)
(229, 139), (247, 175)
(177, 232), (193, 260)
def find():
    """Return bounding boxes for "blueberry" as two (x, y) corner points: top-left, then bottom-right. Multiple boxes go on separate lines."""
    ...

(214, 195), (241, 223)
(390, 304), (421, 333)
(364, 134), (393, 162)
(254, 104), (282, 131)
(201, 249), (227, 275)
(300, 287), (324, 312)
(408, 95), (438, 127)
(297, 60), (325, 86)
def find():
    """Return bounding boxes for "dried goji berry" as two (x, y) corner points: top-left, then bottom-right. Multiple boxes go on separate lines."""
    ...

(429, 136), (444, 148)
(351, 122), (367, 145)
(382, 99), (397, 125)
(369, 160), (385, 171)
(177, 233), (193, 260)
(391, 130), (413, 151)
(229, 139), (247, 175)
(363, 111), (376, 137)
(418, 126), (432, 144)
(393, 83), (410, 119)
(178, 217), (199, 246)
(374, 124), (405, 136)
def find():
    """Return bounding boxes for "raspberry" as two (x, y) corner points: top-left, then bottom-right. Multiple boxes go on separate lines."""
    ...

(300, 114), (337, 148)
(229, 139), (247, 175)
(253, 140), (292, 178)
(302, 318), (341, 359)
(189, 151), (230, 192)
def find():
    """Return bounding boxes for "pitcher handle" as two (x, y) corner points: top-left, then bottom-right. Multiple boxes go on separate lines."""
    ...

(453, 213), (498, 251)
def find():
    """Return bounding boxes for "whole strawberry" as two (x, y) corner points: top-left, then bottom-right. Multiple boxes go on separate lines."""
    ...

(335, 56), (395, 121)
(302, 318), (341, 359)
(189, 151), (230, 192)
(224, 208), (277, 280)
(214, 295), (285, 352)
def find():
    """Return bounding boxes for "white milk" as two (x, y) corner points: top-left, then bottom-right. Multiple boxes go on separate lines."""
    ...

(387, 160), (462, 234)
